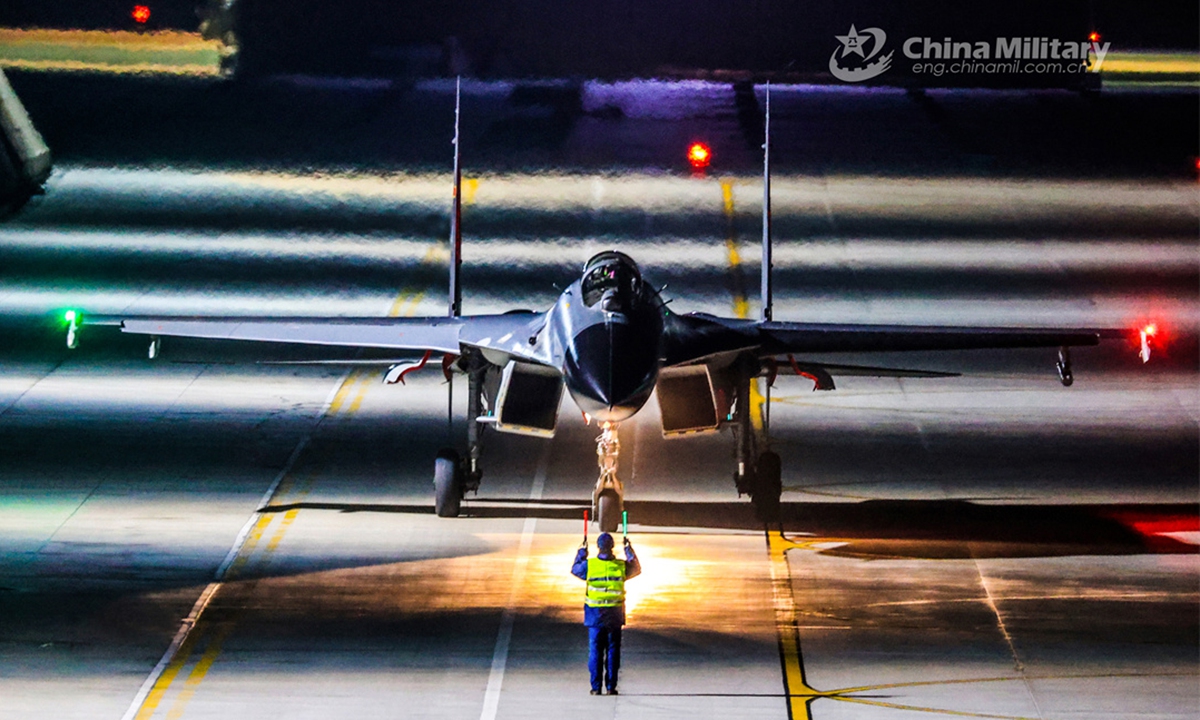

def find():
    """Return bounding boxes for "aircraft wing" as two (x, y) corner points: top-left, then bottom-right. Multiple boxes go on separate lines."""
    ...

(663, 312), (1117, 366)
(756, 320), (1108, 354)
(83, 311), (549, 363)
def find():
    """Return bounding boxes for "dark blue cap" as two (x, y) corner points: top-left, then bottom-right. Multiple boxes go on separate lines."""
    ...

(597, 532), (614, 550)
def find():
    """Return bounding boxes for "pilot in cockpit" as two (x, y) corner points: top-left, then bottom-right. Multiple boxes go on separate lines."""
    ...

(581, 252), (641, 312)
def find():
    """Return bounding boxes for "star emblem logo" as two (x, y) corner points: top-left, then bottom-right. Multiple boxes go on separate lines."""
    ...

(836, 25), (868, 58)
(829, 24), (893, 82)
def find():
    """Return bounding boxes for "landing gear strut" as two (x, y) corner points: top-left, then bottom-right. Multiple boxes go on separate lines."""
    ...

(593, 422), (624, 533)
(433, 360), (486, 518)
(731, 363), (782, 522)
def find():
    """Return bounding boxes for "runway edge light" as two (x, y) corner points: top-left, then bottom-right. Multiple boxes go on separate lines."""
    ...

(687, 142), (711, 170)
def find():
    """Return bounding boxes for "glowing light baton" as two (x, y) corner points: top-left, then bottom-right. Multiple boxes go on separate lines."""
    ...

(583, 509), (589, 543)
(622, 510), (628, 539)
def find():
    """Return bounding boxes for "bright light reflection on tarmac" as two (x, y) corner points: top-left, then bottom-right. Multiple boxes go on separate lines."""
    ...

(37, 164), (1198, 217)
(618, 538), (696, 621)
(2, 228), (1196, 274)
(5, 163), (1196, 329)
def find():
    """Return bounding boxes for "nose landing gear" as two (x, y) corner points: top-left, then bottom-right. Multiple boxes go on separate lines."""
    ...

(593, 422), (624, 533)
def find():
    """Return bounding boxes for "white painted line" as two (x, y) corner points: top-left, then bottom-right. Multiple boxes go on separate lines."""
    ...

(479, 441), (550, 720)
(119, 369), (350, 720)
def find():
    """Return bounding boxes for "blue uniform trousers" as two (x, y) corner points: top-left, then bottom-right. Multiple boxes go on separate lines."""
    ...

(587, 625), (622, 692)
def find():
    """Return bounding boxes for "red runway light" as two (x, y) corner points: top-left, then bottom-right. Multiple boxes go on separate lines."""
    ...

(132, 5), (151, 24)
(687, 142), (711, 170)
(1087, 31), (1100, 42)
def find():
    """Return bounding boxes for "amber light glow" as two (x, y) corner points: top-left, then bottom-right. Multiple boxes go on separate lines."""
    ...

(132, 5), (151, 24)
(1088, 31), (1101, 42)
(687, 142), (711, 170)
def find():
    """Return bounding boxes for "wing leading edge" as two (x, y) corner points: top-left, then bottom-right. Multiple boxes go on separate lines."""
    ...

(85, 311), (550, 363)
(663, 312), (1110, 367)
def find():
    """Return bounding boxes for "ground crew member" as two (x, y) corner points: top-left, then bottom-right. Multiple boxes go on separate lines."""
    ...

(571, 531), (640, 695)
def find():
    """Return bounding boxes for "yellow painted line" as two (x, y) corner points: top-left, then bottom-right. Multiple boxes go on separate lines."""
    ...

(163, 622), (237, 720)
(721, 180), (735, 217)
(224, 513), (276, 580)
(266, 508), (302, 554)
(0, 29), (214, 48)
(347, 379), (371, 415)
(769, 527), (1199, 717)
(1102, 54), (1200, 74)
(0, 59), (220, 76)
(832, 696), (1038, 719)
(132, 627), (208, 720)
(464, 177), (480, 205)
(135, 368), (365, 715)
(767, 531), (820, 720)
(326, 371), (363, 415)
(386, 242), (443, 318)
(720, 179), (766, 430)
(124, 369), (362, 720)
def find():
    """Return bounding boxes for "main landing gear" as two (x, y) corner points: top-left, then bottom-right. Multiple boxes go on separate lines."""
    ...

(434, 361), (485, 518)
(732, 362), (782, 522)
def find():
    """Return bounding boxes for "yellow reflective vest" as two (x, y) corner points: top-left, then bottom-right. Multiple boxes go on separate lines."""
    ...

(585, 557), (626, 607)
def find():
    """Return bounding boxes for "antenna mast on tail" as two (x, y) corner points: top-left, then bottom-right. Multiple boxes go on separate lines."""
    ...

(448, 77), (463, 318)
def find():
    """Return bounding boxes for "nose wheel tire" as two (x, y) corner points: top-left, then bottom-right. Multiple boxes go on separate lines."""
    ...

(434, 449), (464, 518)
(751, 451), (782, 522)
(596, 490), (622, 533)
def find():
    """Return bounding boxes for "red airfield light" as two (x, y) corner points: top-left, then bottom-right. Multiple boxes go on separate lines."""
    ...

(1087, 31), (1101, 43)
(687, 142), (711, 170)
(132, 5), (151, 24)
(1135, 321), (1166, 364)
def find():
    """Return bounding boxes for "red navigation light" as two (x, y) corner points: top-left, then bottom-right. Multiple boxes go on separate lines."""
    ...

(132, 5), (151, 24)
(687, 142), (711, 170)
(1087, 31), (1100, 43)
(1134, 321), (1168, 364)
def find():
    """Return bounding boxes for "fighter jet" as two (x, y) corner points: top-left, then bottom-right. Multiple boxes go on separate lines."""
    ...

(67, 83), (1143, 531)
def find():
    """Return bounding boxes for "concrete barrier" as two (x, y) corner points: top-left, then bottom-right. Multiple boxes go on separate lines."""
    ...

(0, 67), (51, 210)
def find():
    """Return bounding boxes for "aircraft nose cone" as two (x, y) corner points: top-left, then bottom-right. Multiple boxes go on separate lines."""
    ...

(564, 320), (658, 422)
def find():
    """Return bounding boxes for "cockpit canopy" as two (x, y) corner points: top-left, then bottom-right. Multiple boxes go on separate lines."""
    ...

(581, 251), (642, 309)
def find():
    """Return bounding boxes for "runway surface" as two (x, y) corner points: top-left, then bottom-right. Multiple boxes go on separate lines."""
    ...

(0, 79), (1197, 719)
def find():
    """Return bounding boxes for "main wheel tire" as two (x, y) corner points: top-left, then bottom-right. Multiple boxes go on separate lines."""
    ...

(434, 449), (464, 518)
(752, 451), (782, 522)
(596, 490), (621, 533)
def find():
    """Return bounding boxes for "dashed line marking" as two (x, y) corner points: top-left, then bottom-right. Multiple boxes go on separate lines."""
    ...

(121, 363), (365, 720)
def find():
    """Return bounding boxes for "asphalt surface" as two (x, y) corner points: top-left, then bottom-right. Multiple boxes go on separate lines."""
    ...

(0, 77), (1197, 719)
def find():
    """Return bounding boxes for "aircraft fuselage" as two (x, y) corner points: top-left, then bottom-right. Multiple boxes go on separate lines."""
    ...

(545, 252), (664, 423)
